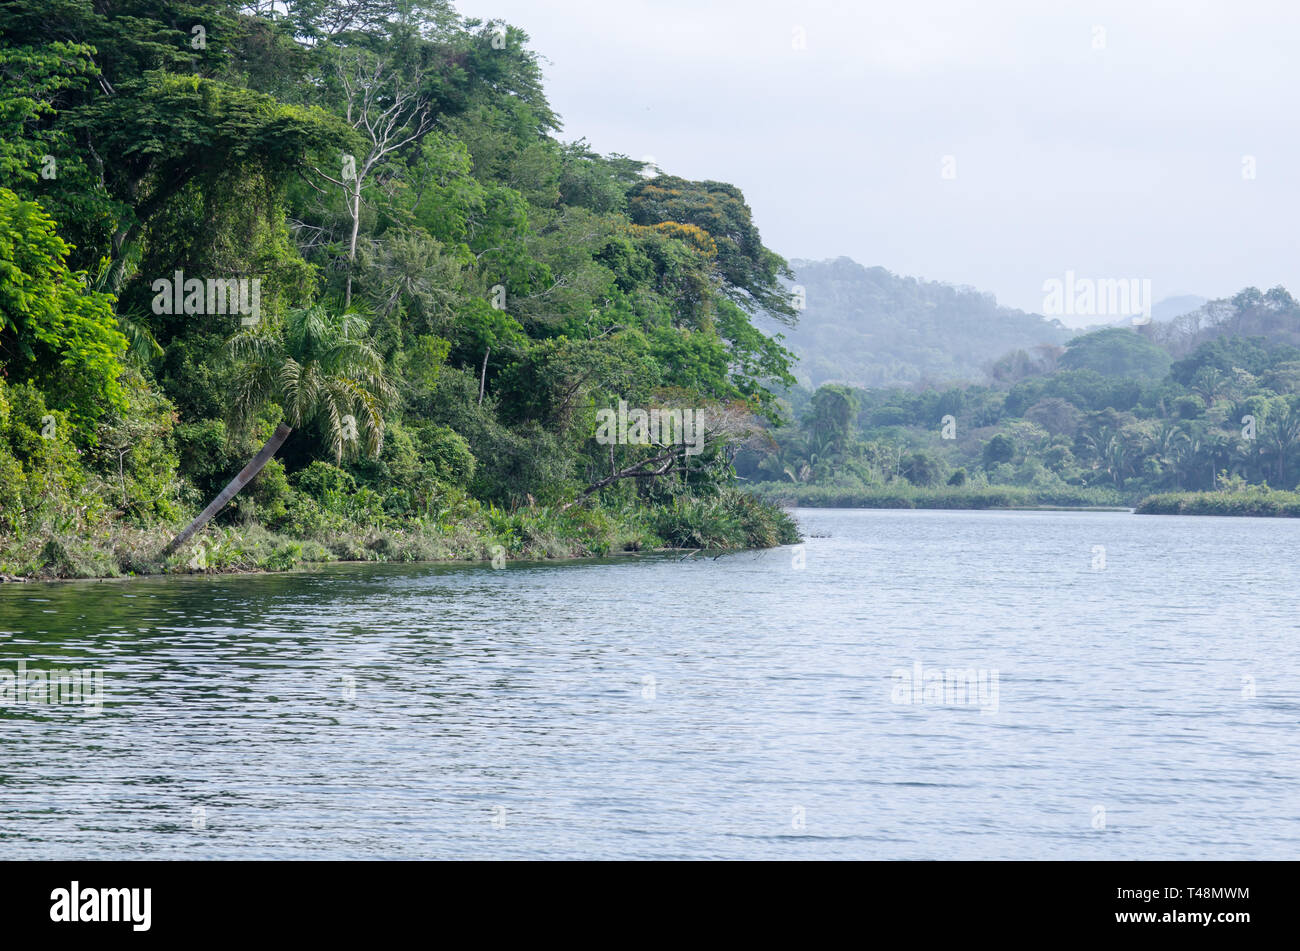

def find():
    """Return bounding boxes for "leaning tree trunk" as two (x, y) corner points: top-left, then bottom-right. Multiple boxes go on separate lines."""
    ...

(162, 424), (292, 558)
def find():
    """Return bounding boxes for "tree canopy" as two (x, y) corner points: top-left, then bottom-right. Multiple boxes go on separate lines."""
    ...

(0, 0), (801, 573)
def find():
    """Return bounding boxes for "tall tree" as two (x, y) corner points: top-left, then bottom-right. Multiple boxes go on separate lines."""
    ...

(313, 48), (433, 306)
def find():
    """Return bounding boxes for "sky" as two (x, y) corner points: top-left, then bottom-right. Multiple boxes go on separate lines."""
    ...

(456, 0), (1300, 325)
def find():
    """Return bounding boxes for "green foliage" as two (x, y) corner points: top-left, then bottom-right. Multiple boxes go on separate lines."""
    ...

(93, 369), (183, 522)
(650, 489), (799, 549)
(241, 457), (292, 526)
(0, 189), (127, 440)
(229, 304), (394, 462)
(0, 40), (97, 184)
(745, 308), (1300, 510)
(174, 419), (240, 499)
(628, 176), (797, 324)
(294, 460), (357, 500)
(0, 0), (802, 574)
(903, 451), (943, 487)
(749, 481), (1124, 510)
(805, 385), (858, 449)
(982, 433), (1015, 469)
(1136, 488), (1300, 517)
(0, 378), (95, 534)
(1059, 327), (1172, 380)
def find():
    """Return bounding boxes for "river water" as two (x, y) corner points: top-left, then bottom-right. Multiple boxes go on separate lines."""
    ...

(1, 508), (1297, 859)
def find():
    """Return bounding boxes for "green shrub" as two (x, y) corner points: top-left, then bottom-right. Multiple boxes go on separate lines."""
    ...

(1136, 488), (1300, 517)
(747, 481), (1126, 510)
(650, 490), (798, 549)
(245, 457), (292, 526)
(293, 461), (356, 500)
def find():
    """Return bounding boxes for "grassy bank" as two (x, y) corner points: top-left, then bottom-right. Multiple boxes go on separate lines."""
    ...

(0, 489), (799, 581)
(1135, 488), (1300, 517)
(746, 482), (1127, 510)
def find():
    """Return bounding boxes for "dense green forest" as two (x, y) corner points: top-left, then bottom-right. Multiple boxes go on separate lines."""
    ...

(744, 289), (1300, 512)
(0, 0), (800, 578)
(758, 257), (1075, 389)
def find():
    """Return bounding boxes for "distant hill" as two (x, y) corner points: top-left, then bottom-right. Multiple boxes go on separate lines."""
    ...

(762, 258), (1074, 389)
(1099, 295), (1208, 329)
(1152, 295), (1208, 323)
(1147, 286), (1300, 357)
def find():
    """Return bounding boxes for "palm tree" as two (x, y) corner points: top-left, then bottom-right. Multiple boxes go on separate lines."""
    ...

(1082, 423), (1131, 488)
(1227, 438), (1258, 486)
(117, 313), (164, 366)
(1170, 428), (1216, 490)
(1102, 432), (1131, 488)
(163, 304), (393, 557)
(1261, 401), (1300, 487)
(1203, 432), (1239, 491)
(1149, 422), (1189, 488)
(1191, 367), (1228, 406)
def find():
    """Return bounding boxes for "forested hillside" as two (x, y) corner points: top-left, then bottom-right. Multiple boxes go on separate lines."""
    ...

(761, 257), (1074, 389)
(744, 289), (1300, 512)
(0, 0), (798, 577)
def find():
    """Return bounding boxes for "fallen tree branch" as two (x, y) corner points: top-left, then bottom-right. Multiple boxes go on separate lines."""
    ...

(561, 447), (682, 511)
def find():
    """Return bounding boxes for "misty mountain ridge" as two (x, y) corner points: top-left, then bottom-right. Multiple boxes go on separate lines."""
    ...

(765, 258), (1216, 390)
(762, 257), (1073, 390)
(1098, 294), (1209, 329)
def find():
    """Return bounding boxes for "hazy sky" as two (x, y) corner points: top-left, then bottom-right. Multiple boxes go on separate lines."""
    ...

(457, 0), (1300, 325)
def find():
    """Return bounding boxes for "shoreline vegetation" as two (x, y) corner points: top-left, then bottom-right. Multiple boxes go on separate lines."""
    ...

(746, 482), (1127, 510)
(1134, 488), (1300, 517)
(0, 489), (798, 582)
(11, 481), (1300, 583)
(749, 481), (1300, 518)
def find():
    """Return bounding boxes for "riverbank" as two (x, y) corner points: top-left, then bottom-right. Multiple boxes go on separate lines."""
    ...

(1135, 488), (1300, 517)
(0, 489), (799, 581)
(745, 480), (1300, 517)
(746, 482), (1127, 510)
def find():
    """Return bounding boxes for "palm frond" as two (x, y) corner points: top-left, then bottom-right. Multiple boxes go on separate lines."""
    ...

(117, 315), (163, 365)
(226, 300), (392, 461)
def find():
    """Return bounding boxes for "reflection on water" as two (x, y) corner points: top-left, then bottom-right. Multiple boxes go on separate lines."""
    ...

(1, 509), (1297, 859)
